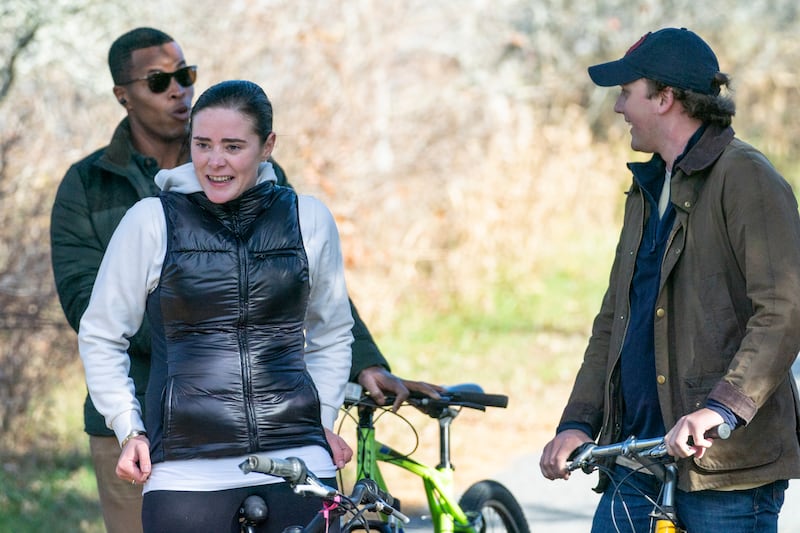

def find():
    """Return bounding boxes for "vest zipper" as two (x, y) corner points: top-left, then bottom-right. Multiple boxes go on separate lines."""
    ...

(233, 211), (259, 451)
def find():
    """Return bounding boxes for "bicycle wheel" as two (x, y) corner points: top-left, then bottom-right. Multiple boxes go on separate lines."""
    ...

(458, 480), (530, 533)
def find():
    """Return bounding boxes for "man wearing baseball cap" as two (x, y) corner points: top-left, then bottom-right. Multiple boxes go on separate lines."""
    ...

(540, 27), (800, 532)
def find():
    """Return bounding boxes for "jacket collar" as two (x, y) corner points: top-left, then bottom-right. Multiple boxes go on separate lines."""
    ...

(670, 124), (735, 216)
(191, 179), (280, 229)
(626, 124), (734, 195)
(91, 118), (162, 198)
(675, 124), (735, 175)
(99, 117), (190, 175)
(99, 118), (154, 171)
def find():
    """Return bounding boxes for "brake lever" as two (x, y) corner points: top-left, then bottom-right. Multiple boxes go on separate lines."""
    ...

(566, 442), (596, 474)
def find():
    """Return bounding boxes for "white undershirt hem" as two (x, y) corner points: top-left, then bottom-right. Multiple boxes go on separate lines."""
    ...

(143, 445), (334, 493)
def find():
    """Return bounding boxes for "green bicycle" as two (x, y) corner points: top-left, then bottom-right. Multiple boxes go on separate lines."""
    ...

(338, 382), (530, 533)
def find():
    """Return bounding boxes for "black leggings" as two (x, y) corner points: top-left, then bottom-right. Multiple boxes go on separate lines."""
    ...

(141, 477), (338, 533)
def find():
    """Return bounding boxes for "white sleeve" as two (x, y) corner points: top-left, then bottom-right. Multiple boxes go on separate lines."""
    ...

(298, 195), (354, 429)
(78, 198), (166, 444)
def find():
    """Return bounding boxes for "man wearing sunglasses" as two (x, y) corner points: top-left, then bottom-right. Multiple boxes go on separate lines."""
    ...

(51, 27), (440, 533)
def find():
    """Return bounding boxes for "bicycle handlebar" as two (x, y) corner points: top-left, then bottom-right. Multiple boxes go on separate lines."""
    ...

(436, 383), (509, 408)
(567, 423), (732, 473)
(239, 455), (411, 526)
(344, 382), (508, 416)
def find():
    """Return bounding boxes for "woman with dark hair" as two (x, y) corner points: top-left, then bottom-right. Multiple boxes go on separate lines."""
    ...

(79, 79), (353, 532)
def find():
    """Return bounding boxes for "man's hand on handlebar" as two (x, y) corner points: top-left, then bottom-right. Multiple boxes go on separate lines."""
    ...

(665, 407), (725, 459)
(357, 365), (444, 412)
(540, 429), (593, 481)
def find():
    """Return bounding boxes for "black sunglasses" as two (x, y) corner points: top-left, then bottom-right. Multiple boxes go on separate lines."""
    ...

(120, 65), (197, 94)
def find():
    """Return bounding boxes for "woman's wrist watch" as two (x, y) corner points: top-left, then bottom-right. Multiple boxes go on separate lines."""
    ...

(121, 430), (148, 448)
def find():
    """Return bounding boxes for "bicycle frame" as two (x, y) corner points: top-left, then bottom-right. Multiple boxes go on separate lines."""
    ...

(241, 384), (526, 533)
(354, 402), (478, 533)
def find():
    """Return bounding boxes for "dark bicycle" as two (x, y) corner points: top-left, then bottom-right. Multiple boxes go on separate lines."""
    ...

(238, 455), (409, 533)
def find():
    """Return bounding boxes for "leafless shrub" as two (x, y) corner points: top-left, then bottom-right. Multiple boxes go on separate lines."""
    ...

(1, 0), (798, 444)
(0, 1), (74, 447)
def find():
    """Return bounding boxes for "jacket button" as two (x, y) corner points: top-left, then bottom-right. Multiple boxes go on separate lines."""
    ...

(655, 307), (665, 318)
(657, 375), (666, 384)
(684, 201), (692, 208)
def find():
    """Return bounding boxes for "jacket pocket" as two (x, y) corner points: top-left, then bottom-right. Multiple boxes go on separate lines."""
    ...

(162, 377), (248, 459)
(690, 390), (783, 473)
(682, 375), (719, 413)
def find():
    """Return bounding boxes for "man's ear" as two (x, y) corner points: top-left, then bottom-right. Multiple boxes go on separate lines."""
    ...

(113, 86), (128, 107)
(659, 87), (675, 110)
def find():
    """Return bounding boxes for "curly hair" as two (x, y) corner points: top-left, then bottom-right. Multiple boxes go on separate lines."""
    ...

(646, 73), (736, 128)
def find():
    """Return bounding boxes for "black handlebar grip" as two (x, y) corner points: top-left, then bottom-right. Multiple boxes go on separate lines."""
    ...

(351, 478), (393, 505)
(352, 478), (409, 522)
(450, 391), (509, 408)
(368, 478), (395, 506)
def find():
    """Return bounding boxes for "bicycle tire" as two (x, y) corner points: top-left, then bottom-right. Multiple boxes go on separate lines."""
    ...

(458, 480), (530, 533)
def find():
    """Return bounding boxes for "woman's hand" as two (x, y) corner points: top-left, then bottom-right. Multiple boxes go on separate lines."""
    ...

(116, 434), (152, 485)
(325, 427), (353, 469)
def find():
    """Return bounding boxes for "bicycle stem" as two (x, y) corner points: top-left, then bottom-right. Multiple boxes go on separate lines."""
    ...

(649, 462), (679, 530)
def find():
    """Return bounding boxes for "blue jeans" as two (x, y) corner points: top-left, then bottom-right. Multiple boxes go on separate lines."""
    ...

(590, 464), (787, 533)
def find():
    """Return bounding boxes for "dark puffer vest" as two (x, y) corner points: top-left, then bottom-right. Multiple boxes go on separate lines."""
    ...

(145, 181), (329, 463)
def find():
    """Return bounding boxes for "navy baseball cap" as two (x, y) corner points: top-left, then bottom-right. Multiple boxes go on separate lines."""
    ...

(588, 28), (720, 95)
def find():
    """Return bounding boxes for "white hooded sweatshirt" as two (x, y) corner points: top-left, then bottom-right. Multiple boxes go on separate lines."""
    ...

(78, 162), (353, 491)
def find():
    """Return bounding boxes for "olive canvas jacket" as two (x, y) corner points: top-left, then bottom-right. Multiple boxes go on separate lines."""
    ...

(51, 118), (388, 437)
(559, 125), (800, 491)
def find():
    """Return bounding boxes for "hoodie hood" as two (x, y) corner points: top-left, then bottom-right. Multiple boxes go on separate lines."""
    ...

(155, 161), (278, 194)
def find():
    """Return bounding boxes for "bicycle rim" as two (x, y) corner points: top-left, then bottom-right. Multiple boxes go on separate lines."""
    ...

(458, 480), (530, 533)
